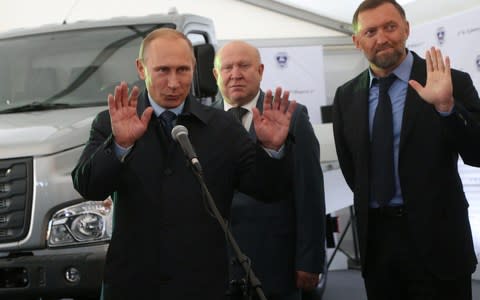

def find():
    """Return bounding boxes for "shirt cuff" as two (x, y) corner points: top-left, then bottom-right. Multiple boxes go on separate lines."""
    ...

(114, 142), (133, 162)
(262, 144), (285, 159)
(437, 105), (455, 117)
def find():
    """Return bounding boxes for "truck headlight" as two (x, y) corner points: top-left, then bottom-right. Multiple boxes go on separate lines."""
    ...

(47, 200), (113, 247)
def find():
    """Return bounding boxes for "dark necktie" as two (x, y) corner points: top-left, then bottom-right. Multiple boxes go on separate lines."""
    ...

(371, 75), (397, 207)
(228, 106), (249, 124)
(159, 110), (177, 139)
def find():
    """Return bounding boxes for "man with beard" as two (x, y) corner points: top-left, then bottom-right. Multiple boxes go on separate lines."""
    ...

(332, 0), (480, 299)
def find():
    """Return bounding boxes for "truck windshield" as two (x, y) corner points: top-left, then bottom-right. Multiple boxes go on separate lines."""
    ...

(0, 24), (163, 113)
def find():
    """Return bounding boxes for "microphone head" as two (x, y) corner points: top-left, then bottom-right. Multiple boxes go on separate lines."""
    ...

(171, 125), (188, 141)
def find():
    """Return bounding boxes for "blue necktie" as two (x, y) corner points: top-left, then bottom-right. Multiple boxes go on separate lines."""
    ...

(371, 75), (397, 207)
(159, 110), (177, 139)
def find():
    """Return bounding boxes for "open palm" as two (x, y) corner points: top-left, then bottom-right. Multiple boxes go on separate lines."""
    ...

(409, 47), (454, 112)
(253, 87), (297, 150)
(108, 82), (153, 147)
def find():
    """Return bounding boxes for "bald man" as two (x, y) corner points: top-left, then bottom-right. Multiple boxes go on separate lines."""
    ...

(212, 41), (326, 300)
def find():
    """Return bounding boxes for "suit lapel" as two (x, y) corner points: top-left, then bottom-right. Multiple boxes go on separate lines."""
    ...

(211, 94), (225, 111)
(353, 71), (371, 165)
(128, 92), (169, 201)
(399, 53), (426, 152)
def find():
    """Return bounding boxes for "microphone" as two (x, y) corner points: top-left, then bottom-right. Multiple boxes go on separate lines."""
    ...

(171, 125), (202, 172)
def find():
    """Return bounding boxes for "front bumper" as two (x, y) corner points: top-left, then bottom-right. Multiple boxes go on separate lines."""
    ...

(0, 244), (107, 298)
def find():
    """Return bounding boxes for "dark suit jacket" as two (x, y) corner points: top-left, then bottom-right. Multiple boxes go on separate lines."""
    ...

(332, 51), (480, 280)
(72, 92), (289, 300)
(212, 91), (326, 294)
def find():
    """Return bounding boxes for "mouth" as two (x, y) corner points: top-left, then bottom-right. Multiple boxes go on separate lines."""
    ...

(229, 85), (245, 90)
(376, 46), (393, 54)
(165, 95), (181, 101)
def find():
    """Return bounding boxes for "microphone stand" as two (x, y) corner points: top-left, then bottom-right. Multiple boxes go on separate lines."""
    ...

(190, 164), (267, 300)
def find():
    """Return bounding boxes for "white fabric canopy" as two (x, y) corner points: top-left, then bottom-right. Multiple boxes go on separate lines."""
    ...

(1, 0), (479, 40)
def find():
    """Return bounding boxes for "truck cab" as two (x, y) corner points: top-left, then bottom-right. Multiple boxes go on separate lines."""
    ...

(0, 11), (216, 299)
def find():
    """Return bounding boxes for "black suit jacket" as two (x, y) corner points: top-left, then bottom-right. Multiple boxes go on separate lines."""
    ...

(212, 91), (326, 294)
(332, 51), (480, 279)
(72, 92), (289, 300)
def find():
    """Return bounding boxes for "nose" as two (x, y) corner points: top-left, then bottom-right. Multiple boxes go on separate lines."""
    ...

(167, 74), (179, 89)
(376, 29), (388, 44)
(230, 65), (243, 80)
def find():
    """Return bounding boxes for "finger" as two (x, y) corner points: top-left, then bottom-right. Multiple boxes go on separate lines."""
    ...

(108, 93), (116, 115)
(264, 90), (273, 113)
(121, 81), (129, 108)
(408, 79), (423, 95)
(273, 87), (282, 110)
(140, 107), (154, 126)
(430, 46), (440, 71)
(113, 85), (122, 111)
(287, 100), (297, 117)
(445, 55), (451, 75)
(279, 90), (290, 113)
(425, 49), (433, 73)
(129, 86), (140, 107)
(435, 48), (445, 72)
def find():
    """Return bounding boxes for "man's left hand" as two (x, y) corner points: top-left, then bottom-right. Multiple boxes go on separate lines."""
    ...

(295, 270), (320, 291)
(253, 87), (297, 150)
(409, 47), (454, 113)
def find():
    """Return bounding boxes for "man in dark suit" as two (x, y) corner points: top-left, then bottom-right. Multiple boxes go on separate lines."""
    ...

(71, 28), (297, 300)
(332, 1), (480, 299)
(212, 40), (326, 300)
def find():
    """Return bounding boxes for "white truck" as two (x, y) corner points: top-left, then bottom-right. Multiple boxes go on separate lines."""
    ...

(0, 11), (218, 299)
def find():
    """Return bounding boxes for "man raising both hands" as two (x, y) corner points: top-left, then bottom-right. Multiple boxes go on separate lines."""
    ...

(72, 28), (296, 300)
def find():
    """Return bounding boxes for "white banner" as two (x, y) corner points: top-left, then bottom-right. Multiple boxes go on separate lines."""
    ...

(259, 45), (327, 124)
(407, 6), (480, 92)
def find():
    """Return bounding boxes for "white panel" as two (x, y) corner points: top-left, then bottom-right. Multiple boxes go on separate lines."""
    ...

(258, 45), (327, 124)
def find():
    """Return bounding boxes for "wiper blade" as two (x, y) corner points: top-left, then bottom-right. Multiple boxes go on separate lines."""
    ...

(0, 102), (77, 114)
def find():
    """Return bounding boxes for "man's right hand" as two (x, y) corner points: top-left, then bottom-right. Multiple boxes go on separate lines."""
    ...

(108, 82), (154, 148)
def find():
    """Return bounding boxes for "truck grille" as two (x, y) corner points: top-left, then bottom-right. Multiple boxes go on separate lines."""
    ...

(0, 158), (33, 243)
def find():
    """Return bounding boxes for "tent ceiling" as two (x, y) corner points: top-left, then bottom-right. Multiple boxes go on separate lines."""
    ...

(264, 0), (480, 27)
(0, 0), (479, 40)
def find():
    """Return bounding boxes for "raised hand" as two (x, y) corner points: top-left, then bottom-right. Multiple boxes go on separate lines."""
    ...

(409, 47), (454, 112)
(108, 82), (153, 147)
(253, 87), (297, 150)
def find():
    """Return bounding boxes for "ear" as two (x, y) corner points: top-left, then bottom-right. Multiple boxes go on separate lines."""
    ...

(352, 34), (361, 49)
(258, 63), (265, 80)
(136, 59), (146, 80)
(212, 67), (219, 81)
(405, 21), (410, 38)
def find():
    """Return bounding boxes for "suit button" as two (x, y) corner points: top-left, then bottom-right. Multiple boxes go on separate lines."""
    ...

(164, 168), (173, 176)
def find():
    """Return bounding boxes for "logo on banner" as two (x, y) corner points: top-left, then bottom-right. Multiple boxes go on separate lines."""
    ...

(275, 52), (289, 68)
(476, 55), (480, 71)
(436, 27), (446, 45)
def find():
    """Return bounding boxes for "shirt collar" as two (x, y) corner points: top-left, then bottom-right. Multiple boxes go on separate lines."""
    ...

(147, 93), (185, 117)
(223, 90), (261, 112)
(368, 50), (414, 87)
